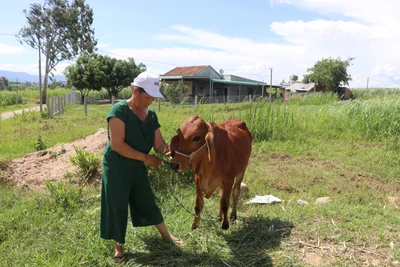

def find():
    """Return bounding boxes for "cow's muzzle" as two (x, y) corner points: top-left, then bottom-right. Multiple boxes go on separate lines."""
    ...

(169, 162), (179, 171)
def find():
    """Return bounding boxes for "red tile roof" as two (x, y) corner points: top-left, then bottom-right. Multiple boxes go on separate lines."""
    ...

(162, 65), (208, 76)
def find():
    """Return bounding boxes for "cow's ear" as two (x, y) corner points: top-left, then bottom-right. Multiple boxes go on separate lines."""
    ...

(170, 135), (178, 157)
(205, 123), (217, 164)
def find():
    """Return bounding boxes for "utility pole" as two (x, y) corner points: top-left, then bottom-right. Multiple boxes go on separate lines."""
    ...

(38, 38), (43, 113)
(269, 68), (273, 102)
(16, 79), (19, 106)
(366, 77), (369, 97)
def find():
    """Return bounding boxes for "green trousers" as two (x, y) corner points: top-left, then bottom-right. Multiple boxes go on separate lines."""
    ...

(100, 160), (164, 244)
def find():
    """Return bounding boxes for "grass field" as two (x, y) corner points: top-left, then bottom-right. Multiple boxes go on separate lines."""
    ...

(0, 89), (399, 266)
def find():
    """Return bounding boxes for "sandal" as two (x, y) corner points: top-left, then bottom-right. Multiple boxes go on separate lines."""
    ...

(172, 237), (184, 245)
(113, 254), (126, 264)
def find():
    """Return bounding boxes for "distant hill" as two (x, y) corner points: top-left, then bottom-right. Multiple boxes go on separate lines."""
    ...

(0, 70), (66, 83)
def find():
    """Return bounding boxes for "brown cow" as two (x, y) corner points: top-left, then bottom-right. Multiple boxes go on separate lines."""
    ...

(169, 116), (252, 230)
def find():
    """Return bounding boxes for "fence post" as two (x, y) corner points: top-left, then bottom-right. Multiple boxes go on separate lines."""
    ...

(249, 94), (252, 103)
(157, 98), (160, 112)
(58, 96), (61, 114)
(111, 96), (115, 105)
(71, 86), (76, 104)
(46, 97), (49, 117)
(84, 96), (88, 116)
(195, 95), (198, 108)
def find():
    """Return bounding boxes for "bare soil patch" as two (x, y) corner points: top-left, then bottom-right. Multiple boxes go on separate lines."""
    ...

(1, 128), (107, 190)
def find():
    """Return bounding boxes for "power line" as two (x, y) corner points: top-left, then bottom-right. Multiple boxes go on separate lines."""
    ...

(97, 49), (179, 67)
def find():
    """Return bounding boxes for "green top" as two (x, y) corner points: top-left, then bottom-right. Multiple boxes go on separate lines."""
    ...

(103, 100), (160, 165)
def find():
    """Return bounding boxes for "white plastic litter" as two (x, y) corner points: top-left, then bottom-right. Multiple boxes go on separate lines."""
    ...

(246, 195), (282, 204)
(297, 199), (309, 205)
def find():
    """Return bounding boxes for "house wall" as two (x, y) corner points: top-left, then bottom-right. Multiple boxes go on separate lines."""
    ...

(163, 80), (194, 94)
(213, 84), (264, 102)
(197, 66), (222, 79)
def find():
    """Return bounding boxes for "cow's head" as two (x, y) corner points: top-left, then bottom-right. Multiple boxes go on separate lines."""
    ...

(169, 116), (215, 171)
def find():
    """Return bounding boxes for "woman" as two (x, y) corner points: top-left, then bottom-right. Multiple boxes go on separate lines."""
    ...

(100, 71), (183, 264)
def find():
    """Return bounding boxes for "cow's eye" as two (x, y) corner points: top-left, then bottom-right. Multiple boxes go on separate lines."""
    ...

(192, 136), (201, 142)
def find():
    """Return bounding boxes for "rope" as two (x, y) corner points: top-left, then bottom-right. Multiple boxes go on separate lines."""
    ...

(151, 156), (216, 222)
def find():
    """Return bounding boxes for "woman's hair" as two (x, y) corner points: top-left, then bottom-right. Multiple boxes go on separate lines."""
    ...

(134, 86), (146, 94)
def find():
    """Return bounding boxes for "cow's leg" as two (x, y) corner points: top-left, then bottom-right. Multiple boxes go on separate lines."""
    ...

(217, 187), (223, 220)
(231, 170), (246, 222)
(220, 179), (234, 230)
(192, 183), (204, 229)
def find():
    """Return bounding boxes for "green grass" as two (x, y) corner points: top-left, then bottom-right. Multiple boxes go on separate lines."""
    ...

(1, 90), (400, 266)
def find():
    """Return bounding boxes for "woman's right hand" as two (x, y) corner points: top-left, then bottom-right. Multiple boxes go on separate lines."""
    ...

(144, 154), (161, 167)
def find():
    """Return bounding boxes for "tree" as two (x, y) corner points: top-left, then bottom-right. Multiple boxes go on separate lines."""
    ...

(18, 0), (97, 105)
(302, 74), (310, 83)
(100, 56), (146, 101)
(306, 57), (354, 92)
(64, 52), (105, 103)
(49, 78), (57, 89)
(160, 80), (189, 103)
(0, 76), (8, 90)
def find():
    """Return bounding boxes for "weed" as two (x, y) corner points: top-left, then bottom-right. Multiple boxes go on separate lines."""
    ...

(49, 144), (66, 159)
(69, 145), (101, 184)
(44, 178), (84, 209)
(32, 134), (47, 151)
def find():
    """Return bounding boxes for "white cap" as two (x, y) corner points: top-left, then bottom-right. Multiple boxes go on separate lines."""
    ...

(131, 71), (165, 99)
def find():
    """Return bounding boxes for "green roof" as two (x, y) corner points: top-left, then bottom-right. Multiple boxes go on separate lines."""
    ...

(212, 79), (267, 86)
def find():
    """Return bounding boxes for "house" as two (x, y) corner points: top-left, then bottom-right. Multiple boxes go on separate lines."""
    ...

(159, 65), (269, 103)
(283, 82), (315, 100)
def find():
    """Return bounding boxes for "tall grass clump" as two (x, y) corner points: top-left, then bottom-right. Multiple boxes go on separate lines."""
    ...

(240, 100), (296, 142)
(352, 87), (400, 99)
(347, 99), (400, 140)
(69, 146), (101, 183)
(44, 178), (84, 209)
(0, 92), (24, 106)
(286, 92), (338, 105)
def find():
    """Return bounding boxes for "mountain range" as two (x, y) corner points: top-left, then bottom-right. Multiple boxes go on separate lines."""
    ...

(0, 70), (66, 83)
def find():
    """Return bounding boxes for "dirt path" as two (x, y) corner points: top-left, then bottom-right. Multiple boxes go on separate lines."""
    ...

(1, 128), (108, 190)
(0, 105), (41, 120)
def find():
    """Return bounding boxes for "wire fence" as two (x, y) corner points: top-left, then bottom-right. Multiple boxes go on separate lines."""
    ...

(46, 90), (81, 117)
(173, 94), (281, 106)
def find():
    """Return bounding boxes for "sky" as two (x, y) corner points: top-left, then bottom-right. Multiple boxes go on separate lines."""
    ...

(1, 0), (400, 88)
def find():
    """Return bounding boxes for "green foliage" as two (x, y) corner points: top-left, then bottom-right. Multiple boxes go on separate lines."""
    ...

(69, 145), (101, 183)
(0, 76), (8, 90)
(32, 134), (47, 151)
(44, 178), (84, 209)
(64, 52), (105, 99)
(18, 0), (97, 103)
(307, 57), (354, 92)
(0, 92), (24, 107)
(100, 55), (146, 100)
(160, 80), (189, 103)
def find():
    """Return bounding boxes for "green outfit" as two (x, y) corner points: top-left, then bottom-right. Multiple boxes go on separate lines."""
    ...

(100, 100), (163, 244)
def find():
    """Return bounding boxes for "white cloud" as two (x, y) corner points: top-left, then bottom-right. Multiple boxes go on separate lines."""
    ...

(97, 43), (110, 48)
(0, 43), (24, 55)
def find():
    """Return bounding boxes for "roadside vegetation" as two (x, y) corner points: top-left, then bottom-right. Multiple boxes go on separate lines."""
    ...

(0, 89), (399, 266)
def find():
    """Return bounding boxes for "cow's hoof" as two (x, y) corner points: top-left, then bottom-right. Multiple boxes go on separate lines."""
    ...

(191, 223), (199, 230)
(221, 223), (229, 230)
